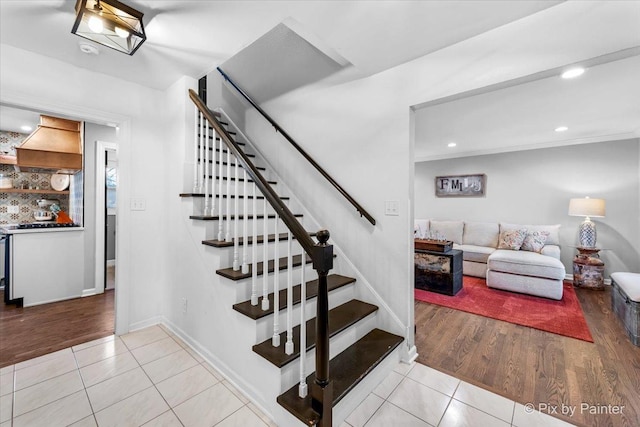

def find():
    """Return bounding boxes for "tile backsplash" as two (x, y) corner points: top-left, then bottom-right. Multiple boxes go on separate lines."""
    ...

(0, 130), (70, 224)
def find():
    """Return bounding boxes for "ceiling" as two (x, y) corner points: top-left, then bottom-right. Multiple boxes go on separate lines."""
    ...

(414, 50), (640, 161)
(0, 0), (562, 90)
(1, 1), (638, 160)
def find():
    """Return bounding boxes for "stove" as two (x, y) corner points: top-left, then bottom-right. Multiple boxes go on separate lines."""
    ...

(17, 223), (79, 229)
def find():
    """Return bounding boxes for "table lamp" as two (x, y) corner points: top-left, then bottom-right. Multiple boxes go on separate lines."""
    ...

(568, 197), (605, 248)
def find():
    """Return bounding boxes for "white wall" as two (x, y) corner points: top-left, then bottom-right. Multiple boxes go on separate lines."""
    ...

(0, 44), (170, 332)
(415, 139), (640, 275)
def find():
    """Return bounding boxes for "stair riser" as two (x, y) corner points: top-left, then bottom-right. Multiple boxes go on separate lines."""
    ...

(251, 283), (356, 343)
(190, 180), (278, 197)
(277, 313), (378, 393)
(230, 263), (315, 302)
(200, 218), (306, 240)
(215, 244), (309, 270)
(191, 198), (292, 217)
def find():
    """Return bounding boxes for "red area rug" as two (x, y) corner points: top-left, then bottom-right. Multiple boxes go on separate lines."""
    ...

(415, 276), (593, 342)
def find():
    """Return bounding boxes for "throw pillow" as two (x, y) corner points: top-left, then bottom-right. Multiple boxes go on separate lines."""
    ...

(498, 228), (527, 250)
(521, 230), (550, 253)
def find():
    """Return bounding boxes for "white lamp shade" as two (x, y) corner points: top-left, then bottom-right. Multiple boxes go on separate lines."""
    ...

(568, 198), (605, 218)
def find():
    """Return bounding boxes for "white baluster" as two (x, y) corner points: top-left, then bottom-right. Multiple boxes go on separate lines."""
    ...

(285, 231), (294, 355)
(209, 131), (217, 216)
(225, 149), (232, 242)
(250, 181), (258, 306)
(298, 251), (308, 398)
(203, 120), (210, 215)
(242, 168), (249, 274)
(261, 198), (269, 311)
(232, 161), (240, 271)
(217, 139), (224, 241)
(193, 106), (199, 192)
(199, 112), (205, 192)
(272, 213), (280, 347)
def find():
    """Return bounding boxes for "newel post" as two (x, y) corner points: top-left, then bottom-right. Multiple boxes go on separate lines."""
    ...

(311, 229), (333, 427)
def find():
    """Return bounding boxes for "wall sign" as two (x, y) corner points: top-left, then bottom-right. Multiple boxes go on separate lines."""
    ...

(435, 174), (486, 197)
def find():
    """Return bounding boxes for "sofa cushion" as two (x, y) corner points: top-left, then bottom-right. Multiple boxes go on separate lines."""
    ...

(488, 249), (566, 280)
(430, 220), (464, 244)
(463, 222), (499, 247)
(456, 244), (496, 263)
(521, 230), (550, 253)
(540, 245), (561, 260)
(415, 219), (429, 239)
(498, 228), (527, 250)
(501, 223), (561, 246)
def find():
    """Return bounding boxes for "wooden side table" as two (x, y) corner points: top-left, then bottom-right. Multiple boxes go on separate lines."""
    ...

(573, 247), (605, 290)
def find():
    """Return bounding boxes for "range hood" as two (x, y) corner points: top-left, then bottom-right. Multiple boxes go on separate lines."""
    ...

(15, 115), (83, 173)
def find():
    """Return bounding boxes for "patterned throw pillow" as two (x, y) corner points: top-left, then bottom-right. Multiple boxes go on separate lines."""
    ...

(498, 228), (527, 250)
(521, 230), (550, 253)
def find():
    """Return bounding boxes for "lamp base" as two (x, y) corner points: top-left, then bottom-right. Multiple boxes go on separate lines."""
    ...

(579, 217), (597, 248)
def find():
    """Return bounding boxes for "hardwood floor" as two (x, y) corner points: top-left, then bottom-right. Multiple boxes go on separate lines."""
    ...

(415, 284), (640, 427)
(0, 290), (114, 368)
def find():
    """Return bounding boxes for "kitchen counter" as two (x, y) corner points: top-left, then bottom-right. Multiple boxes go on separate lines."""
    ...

(3, 228), (85, 306)
(1, 225), (84, 234)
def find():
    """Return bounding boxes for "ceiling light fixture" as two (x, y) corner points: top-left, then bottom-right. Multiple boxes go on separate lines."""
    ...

(447, 142), (457, 148)
(71, 0), (146, 55)
(555, 126), (568, 132)
(561, 67), (585, 79)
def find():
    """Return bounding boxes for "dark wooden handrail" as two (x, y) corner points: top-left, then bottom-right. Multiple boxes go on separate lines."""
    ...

(216, 67), (376, 226)
(189, 89), (316, 255)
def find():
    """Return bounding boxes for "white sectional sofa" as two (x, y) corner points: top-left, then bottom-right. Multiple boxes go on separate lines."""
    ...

(415, 219), (566, 300)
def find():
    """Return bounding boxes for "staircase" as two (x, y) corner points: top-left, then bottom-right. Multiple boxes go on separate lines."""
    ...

(180, 89), (404, 426)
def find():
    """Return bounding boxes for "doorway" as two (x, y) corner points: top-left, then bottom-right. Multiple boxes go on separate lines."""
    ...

(105, 149), (117, 290)
(94, 140), (118, 295)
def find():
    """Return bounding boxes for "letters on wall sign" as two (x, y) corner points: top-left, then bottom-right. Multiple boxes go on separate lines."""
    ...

(435, 174), (486, 197)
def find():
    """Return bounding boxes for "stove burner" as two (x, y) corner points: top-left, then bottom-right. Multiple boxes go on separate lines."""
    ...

(17, 223), (79, 229)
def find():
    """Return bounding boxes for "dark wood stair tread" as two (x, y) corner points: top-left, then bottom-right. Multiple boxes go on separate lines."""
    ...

(253, 300), (378, 368)
(204, 231), (310, 249)
(233, 274), (355, 319)
(217, 252), (320, 280)
(190, 213), (301, 221)
(277, 329), (404, 425)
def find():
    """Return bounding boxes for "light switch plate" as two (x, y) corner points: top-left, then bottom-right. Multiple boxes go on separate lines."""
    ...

(130, 198), (146, 211)
(384, 200), (399, 216)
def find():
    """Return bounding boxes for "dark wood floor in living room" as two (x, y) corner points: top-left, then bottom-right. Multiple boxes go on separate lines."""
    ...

(415, 285), (640, 427)
(0, 290), (114, 368)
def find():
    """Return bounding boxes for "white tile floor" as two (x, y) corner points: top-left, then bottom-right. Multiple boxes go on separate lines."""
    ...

(0, 325), (576, 427)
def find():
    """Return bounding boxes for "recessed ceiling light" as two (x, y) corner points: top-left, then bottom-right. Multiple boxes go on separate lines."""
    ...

(447, 142), (457, 148)
(20, 125), (32, 132)
(555, 126), (568, 132)
(561, 67), (585, 79)
(79, 43), (99, 55)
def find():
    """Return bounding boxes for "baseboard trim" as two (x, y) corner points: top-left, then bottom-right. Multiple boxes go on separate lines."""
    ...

(82, 289), (96, 297)
(128, 316), (162, 333)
